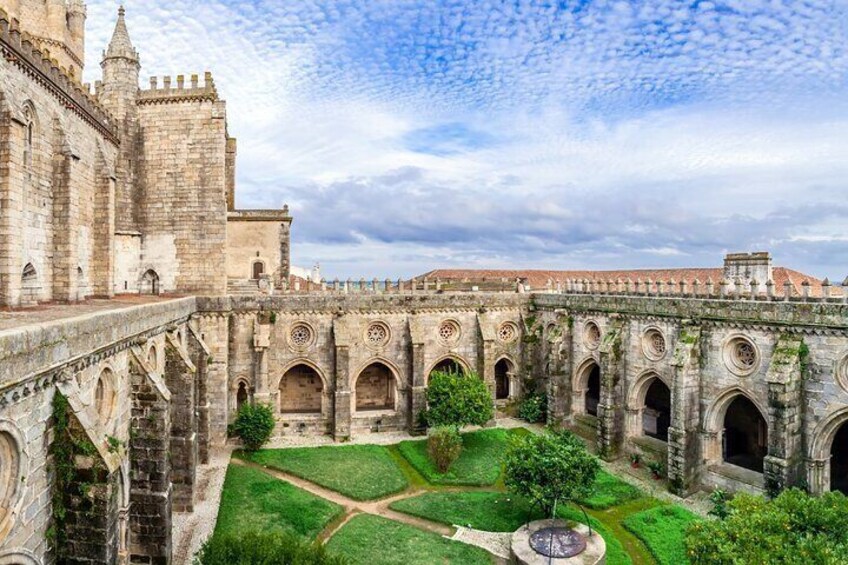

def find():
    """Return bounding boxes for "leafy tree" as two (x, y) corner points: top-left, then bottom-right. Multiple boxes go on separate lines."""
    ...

(423, 371), (493, 428)
(194, 531), (348, 565)
(232, 403), (276, 451)
(427, 425), (463, 473)
(686, 489), (848, 565)
(518, 392), (547, 423)
(504, 428), (599, 516)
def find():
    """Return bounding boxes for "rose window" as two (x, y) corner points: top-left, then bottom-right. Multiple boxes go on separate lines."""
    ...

(290, 323), (314, 348)
(438, 320), (460, 344)
(366, 322), (390, 347)
(735, 341), (757, 368)
(498, 322), (518, 343)
(643, 329), (667, 360)
(724, 336), (759, 376)
(584, 322), (601, 349)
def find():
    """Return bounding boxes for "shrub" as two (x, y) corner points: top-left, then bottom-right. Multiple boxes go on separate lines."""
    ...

(504, 428), (599, 516)
(685, 489), (848, 564)
(422, 371), (493, 428)
(518, 392), (547, 423)
(194, 531), (348, 565)
(232, 403), (275, 451)
(707, 489), (730, 519)
(427, 426), (463, 473)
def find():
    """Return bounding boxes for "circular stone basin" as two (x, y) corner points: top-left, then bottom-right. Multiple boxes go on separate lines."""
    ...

(512, 519), (606, 565)
(529, 527), (587, 558)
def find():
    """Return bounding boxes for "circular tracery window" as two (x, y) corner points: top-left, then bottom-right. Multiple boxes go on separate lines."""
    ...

(642, 329), (667, 361)
(365, 322), (391, 348)
(583, 322), (602, 349)
(289, 322), (315, 349)
(0, 431), (20, 539)
(498, 322), (519, 343)
(837, 355), (848, 394)
(724, 336), (760, 376)
(437, 320), (461, 345)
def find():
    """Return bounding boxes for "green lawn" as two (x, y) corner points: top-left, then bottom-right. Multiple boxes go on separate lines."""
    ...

(213, 464), (343, 540)
(390, 491), (542, 531)
(397, 428), (529, 486)
(580, 470), (643, 510)
(241, 445), (408, 500)
(622, 504), (701, 565)
(326, 514), (492, 565)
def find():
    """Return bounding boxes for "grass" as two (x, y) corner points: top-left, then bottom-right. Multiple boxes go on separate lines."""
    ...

(622, 504), (701, 565)
(213, 464), (343, 540)
(326, 514), (493, 565)
(390, 491), (541, 531)
(396, 428), (529, 486)
(580, 470), (643, 510)
(241, 444), (408, 501)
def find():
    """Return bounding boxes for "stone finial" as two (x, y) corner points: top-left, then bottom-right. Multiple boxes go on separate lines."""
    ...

(822, 278), (832, 299)
(766, 279), (775, 299)
(720, 278), (730, 298)
(104, 5), (139, 63)
(410, 277), (417, 294)
(783, 279), (793, 301)
(749, 278), (759, 299)
(801, 279), (811, 299)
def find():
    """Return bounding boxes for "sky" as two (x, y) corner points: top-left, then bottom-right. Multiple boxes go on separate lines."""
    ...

(84, 0), (848, 280)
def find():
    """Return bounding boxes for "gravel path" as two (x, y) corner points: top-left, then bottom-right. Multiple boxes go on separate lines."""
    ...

(451, 527), (512, 560)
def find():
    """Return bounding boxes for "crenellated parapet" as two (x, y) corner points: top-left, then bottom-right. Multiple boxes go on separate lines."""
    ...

(138, 72), (219, 105)
(0, 9), (119, 143)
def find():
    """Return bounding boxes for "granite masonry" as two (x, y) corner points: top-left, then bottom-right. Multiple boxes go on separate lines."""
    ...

(1, 3), (848, 565)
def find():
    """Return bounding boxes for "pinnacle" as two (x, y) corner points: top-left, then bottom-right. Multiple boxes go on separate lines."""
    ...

(104, 4), (138, 62)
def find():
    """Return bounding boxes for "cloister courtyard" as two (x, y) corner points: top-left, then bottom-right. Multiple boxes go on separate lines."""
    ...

(195, 422), (703, 565)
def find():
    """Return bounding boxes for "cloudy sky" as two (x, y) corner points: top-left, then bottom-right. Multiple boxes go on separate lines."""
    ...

(84, 1), (848, 280)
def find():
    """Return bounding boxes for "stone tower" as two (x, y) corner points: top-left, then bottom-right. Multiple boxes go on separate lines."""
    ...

(99, 5), (140, 232)
(4, 0), (87, 79)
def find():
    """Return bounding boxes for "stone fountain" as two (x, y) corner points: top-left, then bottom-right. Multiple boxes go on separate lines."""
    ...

(511, 519), (606, 564)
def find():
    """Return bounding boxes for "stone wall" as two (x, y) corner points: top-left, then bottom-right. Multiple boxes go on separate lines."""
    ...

(226, 211), (292, 284)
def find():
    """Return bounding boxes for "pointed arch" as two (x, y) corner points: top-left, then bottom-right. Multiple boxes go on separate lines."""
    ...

(627, 371), (672, 442)
(354, 360), (399, 412)
(705, 388), (768, 473)
(494, 356), (516, 400)
(427, 355), (472, 382)
(140, 269), (160, 295)
(278, 359), (330, 415)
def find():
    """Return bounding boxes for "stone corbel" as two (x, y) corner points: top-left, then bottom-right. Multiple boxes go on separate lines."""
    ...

(55, 377), (122, 474)
(129, 345), (171, 402)
(166, 332), (196, 373)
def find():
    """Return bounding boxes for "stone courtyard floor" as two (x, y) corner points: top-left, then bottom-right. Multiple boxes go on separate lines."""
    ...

(172, 419), (708, 564)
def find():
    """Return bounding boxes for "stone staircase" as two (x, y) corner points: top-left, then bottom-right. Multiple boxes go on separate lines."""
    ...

(227, 278), (260, 296)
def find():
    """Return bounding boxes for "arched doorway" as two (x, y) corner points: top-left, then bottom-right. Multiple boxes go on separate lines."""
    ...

(643, 378), (671, 441)
(585, 364), (601, 417)
(279, 364), (323, 414)
(355, 363), (396, 411)
(723, 395), (767, 472)
(252, 260), (265, 280)
(831, 423), (848, 494)
(495, 359), (512, 400)
(236, 381), (249, 411)
(141, 270), (160, 295)
(430, 357), (465, 379)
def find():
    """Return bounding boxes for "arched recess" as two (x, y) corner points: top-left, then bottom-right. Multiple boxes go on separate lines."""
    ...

(0, 420), (29, 545)
(495, 357), (515, 400)
(705, 389), (768, 473)
(809, 408), (848, 495)
(573, 357), (601, 417)
(428, 355), (471, 382)
(94, 367), (118, 430)
(278, 361), (328, 415)
(251, 259), (266, 280)
(627, 372), (672, 441)
(20, 262), (40, 305)
(140, 269), (160, 295)
(233, 378), (251, 412)
(354, 361), (398, 412)
(147, 343), (158, 372)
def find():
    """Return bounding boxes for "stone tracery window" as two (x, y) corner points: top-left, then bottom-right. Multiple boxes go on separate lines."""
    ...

(289, 322), (315, 349)
(23, 106), (33, 171)
(583, 322), (602, 349)
(723, 336), (760, 376)
(437, 320), (461, 345)
(365, 321), (390, 348)
(497, 322), (518, 344)
(642, 329), (667, 360)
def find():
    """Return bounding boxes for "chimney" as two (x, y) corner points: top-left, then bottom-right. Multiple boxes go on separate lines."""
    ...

(723, 252), (773, 287)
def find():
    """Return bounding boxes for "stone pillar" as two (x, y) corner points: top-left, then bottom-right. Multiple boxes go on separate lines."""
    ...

(0, 102), (21, 306)
(52, 145), (81, 302)
(63, 456), (122, 565)
(477, 313), (498, 406)
(410, 343), (428, 434)
(667, 324), (702, 495)
(806, 457), (830, 495)
(128, 348), (172, 564)
(164, 333), (198, 512)
(189, 326), (211, 465)
(764, 334), (805, 495)
(547, 312), (572, 425)
(597, 319), (625, 460)
(334, 345), (352, 441)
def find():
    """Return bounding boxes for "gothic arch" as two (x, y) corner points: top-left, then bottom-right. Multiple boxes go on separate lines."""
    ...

(810, 407), (848, 461)
(627, 370), (671, 409)
(704, 387), (767, 433)
(278, 358), (331, 392)
(427, 355), (472, 381)
(353, 360), (400, 412)
(278, 359), (331, 416)
(704, 387), (769, 472)
(627, 371), (672, 441)
(573, 356), (601, 417)
(494, 355), (516, 400)
(573, 356), (601, 392)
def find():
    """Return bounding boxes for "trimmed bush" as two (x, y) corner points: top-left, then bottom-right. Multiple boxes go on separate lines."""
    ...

(623, 505), (700, 565)
(231, 404), (275, 451)
(194, 531), (348, 565)
(518, 392), (547, 423)
(427, 426), (462, 473)
(422, 371), (493, 428)
(504, 428), (599, 516)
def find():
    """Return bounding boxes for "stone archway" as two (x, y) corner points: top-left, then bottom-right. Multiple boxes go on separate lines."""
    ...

(721, 395), (768, 473)
(354, 362), (397, 412)
(831, 423), (848, 495)
(809, 408), (848, 494)
(236, 381), (249, 411)
(428, 356), (470, 381)
(628, 374), (672, 442)
(252, 260), (265, 280)
(279, 363), (324, 414)
(495, 358), (514, 400)
(140, 269), (160, 295)
(572, 358), (601, 417)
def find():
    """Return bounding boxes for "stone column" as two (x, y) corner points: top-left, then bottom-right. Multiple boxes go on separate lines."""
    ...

(667, 324), (702, 495)
(547, 311), (573, 426)
(189, 326), (211, 465)
(764, 334), (805, 495)
(334, 345), (352, 441)
(597, 318), (625, 460)
(52, 145), (81, 302)
(0, 112), (24, 307)
(410, 343), (428, 434)
(165, 333), (198, 512)
(128, 348), (172, 564)
(477, 313), (498, 407)
(806, 457), (830, 495)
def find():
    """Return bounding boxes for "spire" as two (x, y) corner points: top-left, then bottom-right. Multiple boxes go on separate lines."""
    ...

(104, 5), (138, 62)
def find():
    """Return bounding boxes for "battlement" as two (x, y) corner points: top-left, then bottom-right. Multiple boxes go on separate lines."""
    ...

(0, 10), (119, 143)
(138, 72), (219, 105)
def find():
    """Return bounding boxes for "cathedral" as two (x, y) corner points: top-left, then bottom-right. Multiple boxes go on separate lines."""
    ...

(0, 3), (847, 564)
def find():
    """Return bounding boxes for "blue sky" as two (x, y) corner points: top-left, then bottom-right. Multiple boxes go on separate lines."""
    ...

(85, 0), (848, 279)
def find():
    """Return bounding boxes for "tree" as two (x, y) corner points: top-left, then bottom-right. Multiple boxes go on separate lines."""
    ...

(231, 403), (276, 451)
(504, 429), (599, 517)
(685, 489), (848, 565)
(422, 371), (493, 428)
(427, 425), (463, 473)
(194, 531), (348, 565)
